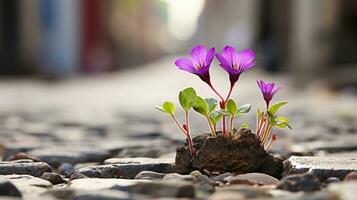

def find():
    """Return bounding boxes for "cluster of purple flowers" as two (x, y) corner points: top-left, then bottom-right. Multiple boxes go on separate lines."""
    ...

(157, 45), (290, 156)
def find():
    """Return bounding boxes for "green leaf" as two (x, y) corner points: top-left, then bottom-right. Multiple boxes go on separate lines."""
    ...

(193, 96), (209, 116)
(163, 101), (175, 115)
(218, 110), (230, 116)
(240, 123), (250, 129)
(274, 116), (292, 129)
(226, 99), (237, 116)
(210, 112), (223, 125)
(205, 98), (218, 114)
(155, 101), (175, 115)
(179, 87), (197, 111)
(268, 101), (288, 116)
(237, 104), (251, 114)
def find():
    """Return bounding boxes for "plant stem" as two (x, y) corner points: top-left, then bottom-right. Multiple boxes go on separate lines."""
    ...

(208, 83), (225, 102)
(225, 83), (234, 103)
(185, 111), (194, 156)
(206, 116), (216, 137)
(222, 115), (226, 136)
(171, 114), (187, 137)
(229, 116), (234, 137)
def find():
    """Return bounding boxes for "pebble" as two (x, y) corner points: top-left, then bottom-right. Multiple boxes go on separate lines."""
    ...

(0, 160), (51, 177)
(28, 147), (112, 167)
(134, 171), (165, 180)
(225, 173), (280, 186)
(74, 157), (175, 179)
(328, 180), (357, 200)
(0, 180), (22, 197)
(344, 172), (357, 181)
(122, 180), (195, 198)
(277, 173), (321, 192)
(58, 163), (75, 177)
(0, 175), (52, 196)
(325, 177), (341, 184)
(41, 172), (66, 184)
(69, 178), (144, 191)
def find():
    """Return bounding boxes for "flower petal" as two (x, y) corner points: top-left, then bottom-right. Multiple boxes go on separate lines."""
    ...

(190, 45), (207, 66)
(175, 58), (196, 73)
(222, 46), (238, 66)
(205, 47), (215, 66)
(215, 53), (232, 74)
(238, 50), (255, 65)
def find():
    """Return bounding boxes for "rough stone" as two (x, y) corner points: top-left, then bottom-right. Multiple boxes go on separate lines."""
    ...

(277, 173), (321, 192)
(216, 185), (271, 199)
(134, 171), (165, 180)
(226, 173), (280, 186)
(7, 152), (41, 162)
(41, 172), (66, 184)
(0, 175), (52, 197)
(0, 181), (22, 197)
(74, 157), (175, 179)
(28, 147), (111, 167)
(73, 190), (131, 200)
(122, 181), (195, 198)
(328, 180), (357, 200)
(208, 191), (245, 200)
(0, 160), (51, 177)
(58, 163), (75, 177)
(344, 172), (357, 181)
(212, 172), (234, 183)
(69, 178), (145, 191)
(325, 177), (341, 184)
(284, 156), (357, 181)
(176, 129), (283, 178)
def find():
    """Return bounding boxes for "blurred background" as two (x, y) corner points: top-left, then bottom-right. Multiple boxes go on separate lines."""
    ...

(0, 0), (356, 114)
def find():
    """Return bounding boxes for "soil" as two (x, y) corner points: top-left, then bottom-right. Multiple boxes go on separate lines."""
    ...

(175, 129), (283, 178)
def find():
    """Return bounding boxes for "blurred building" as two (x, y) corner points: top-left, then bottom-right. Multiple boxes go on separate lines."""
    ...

(0, 0), (356, 83)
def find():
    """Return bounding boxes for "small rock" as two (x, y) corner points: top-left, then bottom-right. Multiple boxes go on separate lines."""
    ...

(122, 181), (195, 198)
(69, 173), (88, 180)
(212, 172), (234, 183)
(58, 163), (75, 177)
(163, 173), (193, 181)
(0, 181), (22, 197)
(41, 188), (75, 200)
(226, 173), (280, 186)
(135, 171), (165, 180)
(7, 152), (41, 162)
(216, 185), (271, 199)
(284, 156), (357, 181)
(41, 172), (66, 184)
(325, 177), (341, 184)
(277, 173), (321, 192)
(0, 175), (52, 196)
(69, 178), (144, 191)
(328, 180), (357, 200)
(28, 147), (111, 167)
(344, 172), (357, 181)
(208, 191), (245, 200)
(73, 190), (131, 200)
(0, 160), (51, 177)
(74, 157), (175, 179)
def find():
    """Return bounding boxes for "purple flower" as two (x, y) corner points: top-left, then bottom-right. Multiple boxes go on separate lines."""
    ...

(175, 45), (215, 84)
(257, 80), (282, 108)
(215, 46), (256, 85)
